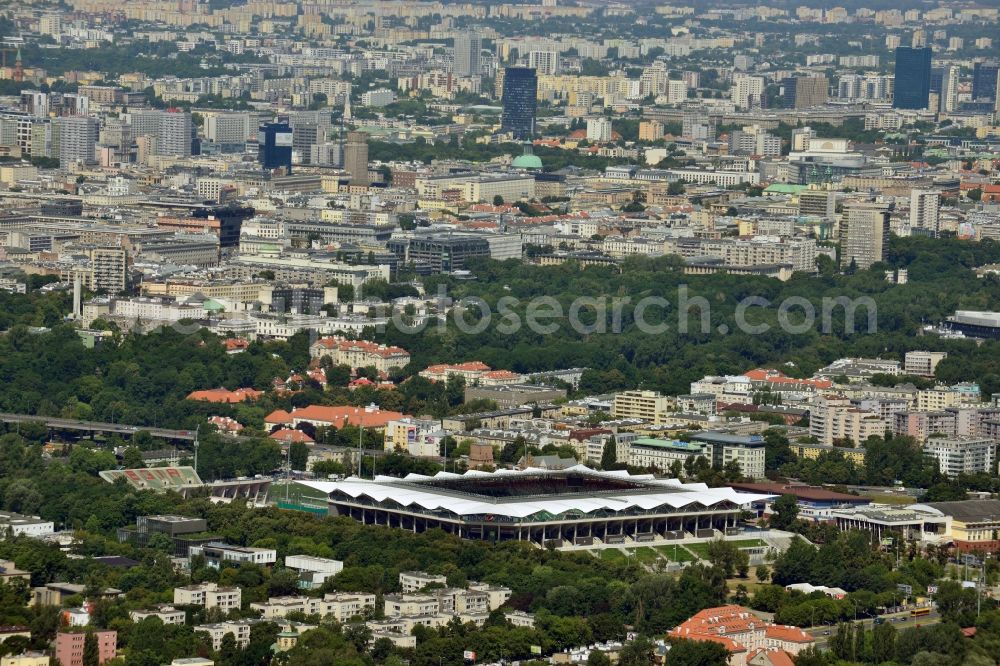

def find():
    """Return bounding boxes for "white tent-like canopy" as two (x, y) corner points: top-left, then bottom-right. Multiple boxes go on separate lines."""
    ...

(299, 465), (774, 520)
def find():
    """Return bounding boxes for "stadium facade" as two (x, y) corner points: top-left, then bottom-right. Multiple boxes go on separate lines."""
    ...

(100, 466), (271, 503)
(299, 466), (773, 545)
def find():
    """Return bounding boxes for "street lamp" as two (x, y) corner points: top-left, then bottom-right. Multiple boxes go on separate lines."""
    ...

(193, 423), (201, 475)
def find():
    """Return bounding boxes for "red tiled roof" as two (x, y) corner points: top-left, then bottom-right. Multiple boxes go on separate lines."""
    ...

(422, 361), (491, 374)
(270, 428), (315, 443)
(208, 416), (244, 432)
(765, 625), (813, 643)
(748, 648), (796, 666)
(187, 388), (263, 404)
(744, 368), (832, 389)
(265, 409), (294, 425)
(669, 605), (814, 654)
(483, 370), (521, 379)
(284, 404), (407, 428)
(311, 336), (410, 359)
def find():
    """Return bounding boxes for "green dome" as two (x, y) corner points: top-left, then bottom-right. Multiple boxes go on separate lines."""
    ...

(512, 153), (543, 169)
(512, 142), (542, 170)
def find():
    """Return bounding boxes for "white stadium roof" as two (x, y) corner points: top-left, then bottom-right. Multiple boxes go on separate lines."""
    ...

(299, 465), (774, 519)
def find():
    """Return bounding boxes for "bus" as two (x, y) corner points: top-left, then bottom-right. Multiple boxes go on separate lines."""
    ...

(911, 608), (931, 617)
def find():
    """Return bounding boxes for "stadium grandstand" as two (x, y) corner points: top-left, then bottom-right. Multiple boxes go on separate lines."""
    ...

(100, 466), (272, 504)
(298, 466), (773, 546)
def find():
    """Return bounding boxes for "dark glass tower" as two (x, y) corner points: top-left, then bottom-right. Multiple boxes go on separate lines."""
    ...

(893, 47), (932, 109)
(972, 61), (999, 102)
(501, 67), (538, 140)
(258, 122), (293, 172)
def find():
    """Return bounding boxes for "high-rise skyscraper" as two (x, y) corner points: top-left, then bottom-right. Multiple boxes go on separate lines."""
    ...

(910, 190), (941, 237)
(128, 110), (193, 157)
(781, 75), (828, 108)
(344, 131), (369, 186)
(258, 122), (293, 172)
(54, 116), (98, 165)
(528, 51), (559, 75)
(972, 61), (1000, 102)
(939, 65), (959, 113)
(205, 113), (252, 152)
(453, 33), (482, 77)
(500, 67), (538, 140)
(893, 47), (932, 109)
(842, 201), (892, 270)
(158, 111), (193, 157)
(732, 74), (765, 110)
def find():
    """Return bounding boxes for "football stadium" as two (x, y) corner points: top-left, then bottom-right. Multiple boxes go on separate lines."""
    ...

(298, 466), (773, 545)
(100, 466), (272, 504)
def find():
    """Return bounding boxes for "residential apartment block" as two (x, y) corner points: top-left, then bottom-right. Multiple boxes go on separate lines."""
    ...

(173, 583), (242, 611)
(249, 592), (376, 622)
(809, 394), (887, 446)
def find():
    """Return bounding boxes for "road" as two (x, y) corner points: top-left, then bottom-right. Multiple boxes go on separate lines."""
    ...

(807, 611), (941, 648)
(0, 412), (196, 441)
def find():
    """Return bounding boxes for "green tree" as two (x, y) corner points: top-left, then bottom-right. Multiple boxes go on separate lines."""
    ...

(82, 631), (100, 666)
(618, 637), (654, 666)
(289, 441), (309, 471)
(218, 632), (239, 665)
(600, 438), (617, 470)
(770, 537), (816, 586)
(769, 494), (799, 531)
(121, 446), (144, 469)
(665, 637), (728, 666)
(587, 650), (613, 666)
(871, 622), (896, 664)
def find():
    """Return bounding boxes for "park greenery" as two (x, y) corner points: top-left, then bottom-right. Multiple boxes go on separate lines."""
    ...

(373, 235), (1000, 398)
(0, 429), (997, 666)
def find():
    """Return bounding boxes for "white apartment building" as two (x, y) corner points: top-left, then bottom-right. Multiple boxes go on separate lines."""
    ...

(129, 110), (193, 157)
(130, 605), (186, 625)
(0, 511), (54, 537)
(250, 593), (376, 621)
(732, 74), (765, 110)
(189, 543), (277, 568)
(611, 390), (675, 424)
(384, 593), (442, 617)
(809, 394), (887, 446)
(904, 351), (948, 377)
(665, 80), (689, 104)
(909, 190), (941, 236)
(628, 438), (709, 470)
(55, 116), (99, 165)
(110, 297), (206, 323)
(917, 386), (964, 411)
(384, 417), (444, 457)
(842, 202), (891, 270)
(399, 571), (446, 593)
(195, 621), (252, 651)
(204, 113), (252, 145)
(173, 583), (242, 611)
(284, 555), (344, 589)
(467, 582), (512, 610)
(361, 89), (396, 107)
(528, 51), (559, 75)
(586, 117), (612, 142)
(464, 176), (536, 203)
(923, 437), (995, 477)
